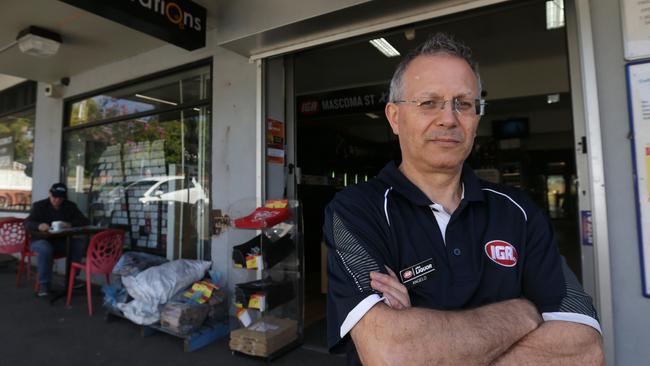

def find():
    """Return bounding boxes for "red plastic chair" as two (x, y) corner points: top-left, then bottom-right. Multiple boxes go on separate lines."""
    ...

(0, 218), (28, 287)
(66, 229), (124, 315)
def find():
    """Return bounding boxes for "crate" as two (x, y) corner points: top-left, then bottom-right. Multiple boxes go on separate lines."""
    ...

(105, 308), (229, 352)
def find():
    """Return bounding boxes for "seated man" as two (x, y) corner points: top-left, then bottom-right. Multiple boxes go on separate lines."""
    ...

(24, 183), (89, 296)
(324, 33), (603, 365)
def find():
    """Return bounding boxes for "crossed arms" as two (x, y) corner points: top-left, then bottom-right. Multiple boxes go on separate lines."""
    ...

(351, 271), (604, 366)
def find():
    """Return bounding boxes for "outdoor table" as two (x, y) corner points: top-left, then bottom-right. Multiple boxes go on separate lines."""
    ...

(30, 225), (105, 303)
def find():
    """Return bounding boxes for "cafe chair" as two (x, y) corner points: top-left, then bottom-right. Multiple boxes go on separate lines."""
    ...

(66, 229), (124, 315)
(0, 217), (29, 287)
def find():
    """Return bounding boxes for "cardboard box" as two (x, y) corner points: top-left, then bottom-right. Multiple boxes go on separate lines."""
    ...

(229, 317), (298, 357)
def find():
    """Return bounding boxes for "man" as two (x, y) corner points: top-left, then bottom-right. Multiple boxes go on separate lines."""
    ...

(25, 183), (89, 296)
(324, 33), (603, 365)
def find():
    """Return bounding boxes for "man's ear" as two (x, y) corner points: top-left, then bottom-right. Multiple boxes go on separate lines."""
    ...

(385, 103), (400, 136)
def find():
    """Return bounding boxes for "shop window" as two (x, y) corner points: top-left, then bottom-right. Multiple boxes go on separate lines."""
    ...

(66, 67), (210, 127)
(0, 81), (36, 212)
(62, 64), (211, 260)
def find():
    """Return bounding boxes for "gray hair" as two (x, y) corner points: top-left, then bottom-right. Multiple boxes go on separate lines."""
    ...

(388, 32), (482, 102)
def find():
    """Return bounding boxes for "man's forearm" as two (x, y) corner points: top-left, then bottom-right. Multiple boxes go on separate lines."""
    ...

(351, 298), (541, 366)
(490, 320), (604, 366)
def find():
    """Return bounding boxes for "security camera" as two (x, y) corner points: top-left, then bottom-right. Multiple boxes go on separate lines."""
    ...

(44, 83), (63, 98)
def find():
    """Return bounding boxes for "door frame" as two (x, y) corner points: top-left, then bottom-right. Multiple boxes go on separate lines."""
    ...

(256, 0), (614, 361)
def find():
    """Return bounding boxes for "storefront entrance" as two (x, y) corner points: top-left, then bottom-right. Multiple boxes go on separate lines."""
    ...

(261, 0), (596, 350)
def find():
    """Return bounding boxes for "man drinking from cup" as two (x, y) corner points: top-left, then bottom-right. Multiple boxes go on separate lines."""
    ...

(24, 183), (89, 297)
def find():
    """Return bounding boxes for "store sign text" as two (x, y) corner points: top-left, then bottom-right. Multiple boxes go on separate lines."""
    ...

(59, 0), (206, 50)
(297, 85), (389, 118)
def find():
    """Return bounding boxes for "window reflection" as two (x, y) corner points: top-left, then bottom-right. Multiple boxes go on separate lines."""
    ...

(67, 66), (210, 127)
(63, 65), (211, 260)
(0, 109), (34, 211)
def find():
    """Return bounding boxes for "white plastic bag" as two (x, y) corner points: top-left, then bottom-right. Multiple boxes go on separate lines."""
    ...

(118, 259), (211, 325)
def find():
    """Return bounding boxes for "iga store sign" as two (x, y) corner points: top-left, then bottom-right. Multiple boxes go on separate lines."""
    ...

(60, 0), (206, 50)
(297, 85), (389, 118)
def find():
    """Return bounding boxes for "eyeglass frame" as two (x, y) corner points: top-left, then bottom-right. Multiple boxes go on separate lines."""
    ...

(391, 97), (487, 116)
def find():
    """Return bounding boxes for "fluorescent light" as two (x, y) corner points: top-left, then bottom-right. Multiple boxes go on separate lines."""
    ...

(135, 94), (177, 106)
(547, 94), (560, 104)
(365, 112), (380, 119)
(546, 0), (565, 30)
(369, 38), (400, 57)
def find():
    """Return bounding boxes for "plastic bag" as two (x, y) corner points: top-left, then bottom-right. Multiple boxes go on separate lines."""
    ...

(112, 251), (169, 277)
(118, 259), (211, 325)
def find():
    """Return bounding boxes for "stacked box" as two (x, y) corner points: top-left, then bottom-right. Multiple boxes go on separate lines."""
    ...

(160, 302), (210, 335)
(229, 317), (298, 357)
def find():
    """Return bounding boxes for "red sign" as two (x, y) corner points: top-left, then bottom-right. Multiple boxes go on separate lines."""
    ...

(266, 118), (284, 164)
(484, 240), (518, 267)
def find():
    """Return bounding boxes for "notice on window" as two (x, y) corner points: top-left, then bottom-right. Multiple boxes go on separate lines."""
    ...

(626, 61), (650, 296)
(266, 118), (284, 164)
(622, 0), (650, 60)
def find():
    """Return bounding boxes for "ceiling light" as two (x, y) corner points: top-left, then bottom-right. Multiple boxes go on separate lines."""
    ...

(546, 0), (565, 30)
(16, 26), (62, 58)
(369, 38), (400, 57)
(365, 113), (380, 119)
(135, 94), (178, 106)
(547, 94), (560, 104)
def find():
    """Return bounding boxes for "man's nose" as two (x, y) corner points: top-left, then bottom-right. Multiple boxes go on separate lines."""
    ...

(435, 101), (460, 127)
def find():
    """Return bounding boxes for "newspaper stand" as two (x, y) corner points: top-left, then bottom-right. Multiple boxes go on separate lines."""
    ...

(226, 199), (304, 361)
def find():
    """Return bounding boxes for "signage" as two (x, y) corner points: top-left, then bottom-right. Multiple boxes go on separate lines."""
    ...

(266, 118), (284, 164)
(625, 61), (650, 297)
(621, 0), (650, 60)
(580, 210), (593, 246)
(60, 0), (206, 51)
(297, 85), (389, 118)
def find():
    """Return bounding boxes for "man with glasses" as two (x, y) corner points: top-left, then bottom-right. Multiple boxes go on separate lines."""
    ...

(324, 33), (603, 365)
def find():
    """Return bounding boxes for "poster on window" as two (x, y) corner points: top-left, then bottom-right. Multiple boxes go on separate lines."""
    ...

(626, 61), (650, 297)
(622, 0), (650, 60)
(266, 118), (284, 164)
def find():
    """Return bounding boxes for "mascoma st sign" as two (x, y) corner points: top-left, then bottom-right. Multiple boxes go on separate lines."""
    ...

(60, 0), (207, 51)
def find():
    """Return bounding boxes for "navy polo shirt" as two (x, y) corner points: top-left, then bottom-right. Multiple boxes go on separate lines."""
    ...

(324, 161), (600, 357)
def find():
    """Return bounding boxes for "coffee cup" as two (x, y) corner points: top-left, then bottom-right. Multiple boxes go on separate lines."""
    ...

(51, 221), (65, 231)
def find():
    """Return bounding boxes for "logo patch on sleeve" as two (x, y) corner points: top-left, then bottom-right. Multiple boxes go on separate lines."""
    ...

(484, 240), (518, 267)
(399, 258), (436, 287)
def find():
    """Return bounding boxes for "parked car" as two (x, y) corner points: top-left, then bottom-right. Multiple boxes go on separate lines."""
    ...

(138, 176), (209, 205)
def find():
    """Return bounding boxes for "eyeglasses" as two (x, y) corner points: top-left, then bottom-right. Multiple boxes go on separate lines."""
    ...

(392, 97), (487, 116)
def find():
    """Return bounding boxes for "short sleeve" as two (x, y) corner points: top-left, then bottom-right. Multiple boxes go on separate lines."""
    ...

(323, 192), (392, 352)
(522, 209), (601, 333)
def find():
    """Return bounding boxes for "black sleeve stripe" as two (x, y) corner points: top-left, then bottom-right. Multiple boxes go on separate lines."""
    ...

(559, 261), (598, 319)
(333, 212), (381, 293)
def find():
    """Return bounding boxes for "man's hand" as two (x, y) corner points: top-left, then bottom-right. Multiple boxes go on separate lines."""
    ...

(37, 223), (49, 232)
(370, 266), (410, 309)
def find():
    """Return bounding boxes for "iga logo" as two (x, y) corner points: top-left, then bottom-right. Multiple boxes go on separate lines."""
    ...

(299, 100), (320, 115)
(402, 270), (413, 279)
(484, 240), (518, 267)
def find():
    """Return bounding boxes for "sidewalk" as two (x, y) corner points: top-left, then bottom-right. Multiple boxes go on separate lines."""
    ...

(0, 259), (345, 366)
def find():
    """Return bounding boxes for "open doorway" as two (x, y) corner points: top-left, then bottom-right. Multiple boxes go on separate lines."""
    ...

(287, 0), (582, 347)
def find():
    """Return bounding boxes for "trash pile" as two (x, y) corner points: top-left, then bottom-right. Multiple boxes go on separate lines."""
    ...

(103, 252), (227, 335)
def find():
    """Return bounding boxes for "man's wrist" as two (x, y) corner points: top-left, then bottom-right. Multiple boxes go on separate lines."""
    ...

(509, 298), (543, 331)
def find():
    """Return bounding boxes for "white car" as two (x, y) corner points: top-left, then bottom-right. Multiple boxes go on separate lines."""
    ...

(137, 176), (209, 205)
